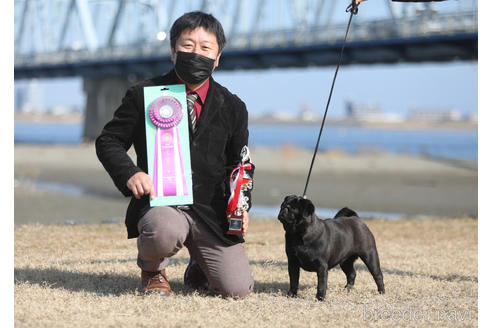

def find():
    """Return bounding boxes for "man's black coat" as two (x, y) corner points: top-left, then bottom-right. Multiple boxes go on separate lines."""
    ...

(95, 70), (249, 245)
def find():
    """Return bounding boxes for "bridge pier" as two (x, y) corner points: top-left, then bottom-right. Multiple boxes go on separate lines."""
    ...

(82, 77), (134, 140)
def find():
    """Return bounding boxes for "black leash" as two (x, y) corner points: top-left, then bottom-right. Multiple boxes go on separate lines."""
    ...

(302, 0), (360, 198)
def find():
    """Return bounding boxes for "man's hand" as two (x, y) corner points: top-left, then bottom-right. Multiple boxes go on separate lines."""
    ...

(227, 211), (249, 234)
(354, 0), (366, 4)
(126, 172), (155, 200)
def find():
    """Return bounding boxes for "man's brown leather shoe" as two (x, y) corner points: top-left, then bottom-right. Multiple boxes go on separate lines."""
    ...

(141, 269), (171, 296)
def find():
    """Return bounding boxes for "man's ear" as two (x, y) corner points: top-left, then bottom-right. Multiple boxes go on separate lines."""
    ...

(301, 198), (315, 217)
(171, 47), (177, 63)
(213, 52), (222, 70)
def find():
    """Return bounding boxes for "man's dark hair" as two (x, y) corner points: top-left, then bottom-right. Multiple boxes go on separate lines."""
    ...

(170, 11), (226, 53)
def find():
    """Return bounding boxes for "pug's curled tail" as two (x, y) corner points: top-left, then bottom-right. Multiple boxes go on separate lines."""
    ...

(334, 207), (359, 218)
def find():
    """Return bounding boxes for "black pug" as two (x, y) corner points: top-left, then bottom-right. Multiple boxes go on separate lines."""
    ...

(278, 195), (385, 301)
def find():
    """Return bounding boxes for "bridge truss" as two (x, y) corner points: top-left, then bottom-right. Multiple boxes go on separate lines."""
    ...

(14, 0), (477, 79)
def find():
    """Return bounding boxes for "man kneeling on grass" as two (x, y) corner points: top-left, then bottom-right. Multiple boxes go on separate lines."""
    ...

(96, 11), (253, 298)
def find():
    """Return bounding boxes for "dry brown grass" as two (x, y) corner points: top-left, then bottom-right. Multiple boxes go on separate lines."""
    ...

(14, 218), (477, 327)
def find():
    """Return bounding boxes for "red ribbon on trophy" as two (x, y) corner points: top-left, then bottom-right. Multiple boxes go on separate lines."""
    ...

(226, 146), (254, 235)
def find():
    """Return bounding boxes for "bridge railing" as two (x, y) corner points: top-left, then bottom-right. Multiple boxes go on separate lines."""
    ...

(231, 11), (477, 49)
(14, 11), (477, 69)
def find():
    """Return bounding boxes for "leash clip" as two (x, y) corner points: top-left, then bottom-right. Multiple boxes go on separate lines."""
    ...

(346, 0), (359, 15)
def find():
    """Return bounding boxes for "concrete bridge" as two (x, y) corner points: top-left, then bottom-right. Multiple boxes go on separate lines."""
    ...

(14, 0), (478, 139)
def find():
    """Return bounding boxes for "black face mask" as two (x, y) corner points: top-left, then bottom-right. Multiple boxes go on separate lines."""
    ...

(174, 51), (216, 84)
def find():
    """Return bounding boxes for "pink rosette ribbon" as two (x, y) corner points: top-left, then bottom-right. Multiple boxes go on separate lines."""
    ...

(148, 96), (189, 197)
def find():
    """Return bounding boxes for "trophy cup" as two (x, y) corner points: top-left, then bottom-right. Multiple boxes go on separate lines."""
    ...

(226, 146), (254, 235)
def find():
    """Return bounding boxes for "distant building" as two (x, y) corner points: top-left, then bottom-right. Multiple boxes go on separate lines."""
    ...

(47, 105), (76, 116)
(298, 106), (319, 122)
(463, 112), (478, 123)
(345, 100), (404, 122)
(256, 110), (297, 122)
(17, 79), (45, 113)
(408, 107), (461, 122)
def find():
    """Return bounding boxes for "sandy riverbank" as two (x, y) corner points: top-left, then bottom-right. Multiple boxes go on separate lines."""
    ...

(14, 143), (477, 225)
